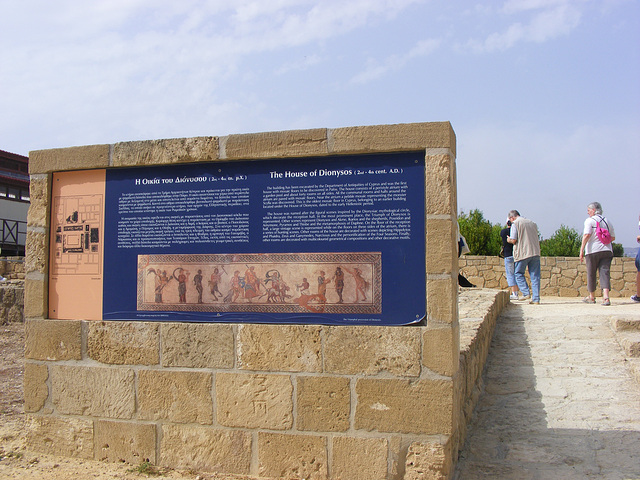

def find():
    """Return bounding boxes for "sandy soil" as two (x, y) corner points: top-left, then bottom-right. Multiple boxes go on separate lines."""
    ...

(0, 323), (264, 480)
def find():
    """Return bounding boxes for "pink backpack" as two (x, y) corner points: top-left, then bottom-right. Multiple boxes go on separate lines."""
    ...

(595, 216), (612, 245)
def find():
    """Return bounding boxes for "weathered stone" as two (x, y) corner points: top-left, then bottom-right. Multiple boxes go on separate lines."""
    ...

(425, 153), (456, 216)
(258, 432), (327, 480)
(29, 144), (110, 174)
(138, 370), (212, 424)
(162, 322), (234, 368)
(324, 326), (421, 376)
(404, 441), (451, 480)
(25, 319), (81, 361)
(27, 175), (50, 228)
(426, 217), (456, 274)
(296, 376), (350, 432)
(94, 420), (156, 464)
(332, 436), (388, 480)
(24, 229), (47, 274)
(216, 373), (293, 429)
(426, 275), (458, 324)
(423, 325), (460, 376)
(224, 128), (328, 159)
(88, 321), (159, 365)
(238, 324), (322, 372)
(330, 122), (456, 157)
(24, 277), (47, 319)
(24, 362), (48, 412)
(113, 137), (218, 166)
(50, 365), (135, 418)
(355, 378), (453, 434)
(160, 424), (251, 474)
(26, 414), (93, 459)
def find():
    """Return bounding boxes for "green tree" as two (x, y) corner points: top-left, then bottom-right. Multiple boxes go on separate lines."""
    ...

(612, 242), (624, 257)
(540, 225), (581, 257)
(458, 209), (501, 256)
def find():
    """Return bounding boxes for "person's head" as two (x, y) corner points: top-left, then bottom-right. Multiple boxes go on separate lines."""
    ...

(507, 210), (520, 222)
(587, 202), (602, 216)
(506, 219), (512, 227)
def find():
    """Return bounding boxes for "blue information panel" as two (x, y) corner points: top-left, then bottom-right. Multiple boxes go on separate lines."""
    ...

(103, 152), (425, 325)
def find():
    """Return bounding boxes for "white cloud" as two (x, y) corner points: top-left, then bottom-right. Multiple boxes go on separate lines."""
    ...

(350, 38), (441, 84)
(464, 1), (583, 53)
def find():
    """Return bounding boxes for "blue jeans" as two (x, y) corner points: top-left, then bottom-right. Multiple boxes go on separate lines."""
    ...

(504, 256), (517, 287)
(515, 256), (540, 302)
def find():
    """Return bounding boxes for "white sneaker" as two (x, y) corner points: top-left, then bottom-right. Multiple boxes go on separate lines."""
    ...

(509, 293), (519, 300)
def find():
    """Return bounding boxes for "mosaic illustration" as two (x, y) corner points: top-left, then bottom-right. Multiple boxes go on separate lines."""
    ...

(137, 252), (381, 314)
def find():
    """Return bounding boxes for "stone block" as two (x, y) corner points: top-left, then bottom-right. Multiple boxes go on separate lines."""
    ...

(88, 321), (159, 365)
(24, 278), (47, 319)
(27, 175), (50, 228)
(296, 376), (350, 432)
(25, 319), (82, 361)
(224, 128), (328, 159)
(50, 365), (135, 418)
(426, 218), (456, 274)
(238, 324), (321, 372)
(404, 441), (451, 480)
(138, 370), (212, 424)
(258, 432), (327, 480)
(426, 275), (457, 324)
(94, 420), (156, 464)
(324, 326), (421, 376)
(332, 436), (388, 480)
(355, 378), (453, 434)
(330, 122), (456, 157)
(422, 325), (459, 377)
(162, 322), (234, 368)
(24, 362), (48, 412)
(25, 229), (47, 274)
(216, 373), (293, 429)
(425, 153), (456, 216)
(29, 144), (110, 174)
(160, 424), (251, 475)
(26, 414), (93, 459)
(113, 136), (218, 166)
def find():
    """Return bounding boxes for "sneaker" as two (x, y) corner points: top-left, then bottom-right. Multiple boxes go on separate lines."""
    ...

(582, 297), (595, 304)
(602, 298), (610, 306)
(509, 292), (519, 300)
(631, 295), (640, 303)
(529, 300), (540, 304)
(519, 295), (530, 301)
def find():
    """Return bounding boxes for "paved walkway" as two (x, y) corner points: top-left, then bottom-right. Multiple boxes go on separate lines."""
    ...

(454, 297), (640, 479)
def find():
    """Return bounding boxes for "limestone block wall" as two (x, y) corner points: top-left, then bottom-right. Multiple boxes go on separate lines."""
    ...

(0, 284), (24, 324)
(0, 256), (25, 280)
(459, 255), (636, 298)
(25, 123), (463, 479)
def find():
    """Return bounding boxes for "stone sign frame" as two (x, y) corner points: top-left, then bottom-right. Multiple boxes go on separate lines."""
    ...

(25, 122), (460, 479)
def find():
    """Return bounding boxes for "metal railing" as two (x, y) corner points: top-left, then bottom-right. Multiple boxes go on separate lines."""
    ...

(1, 218), (27, 256)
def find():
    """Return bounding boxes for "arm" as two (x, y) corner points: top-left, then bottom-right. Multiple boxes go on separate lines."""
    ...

(507, 237), (516, 245)
(579, 233), (590, 262)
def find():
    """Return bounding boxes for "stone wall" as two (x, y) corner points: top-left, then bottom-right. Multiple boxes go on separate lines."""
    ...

(459, 255), (636, 298)
(0, 257), (25, 324)
(25, 122), (467, 479)
(0, 256), (25, 281)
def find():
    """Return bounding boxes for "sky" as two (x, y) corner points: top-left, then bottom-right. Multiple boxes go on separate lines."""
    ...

(1, 0), (639, 248)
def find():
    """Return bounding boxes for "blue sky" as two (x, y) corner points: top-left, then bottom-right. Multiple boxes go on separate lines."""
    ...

(1, 0), (639, 247)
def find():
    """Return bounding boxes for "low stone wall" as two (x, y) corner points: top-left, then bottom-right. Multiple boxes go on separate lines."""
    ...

(0, 256), (25, 281)
(24, 289), (508, 480)
(0, 283), (24, 324)
(459, 256), (636, 298)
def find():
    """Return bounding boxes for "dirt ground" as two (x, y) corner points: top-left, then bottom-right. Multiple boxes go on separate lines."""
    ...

(0, 323), (265, 480)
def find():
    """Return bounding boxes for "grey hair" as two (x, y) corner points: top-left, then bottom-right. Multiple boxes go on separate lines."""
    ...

(588, 202), (603, 215)
(508, 210), (520, 218)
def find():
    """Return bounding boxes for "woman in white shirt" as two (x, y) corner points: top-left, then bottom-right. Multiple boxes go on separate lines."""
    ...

(579, 201), (615, 305)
